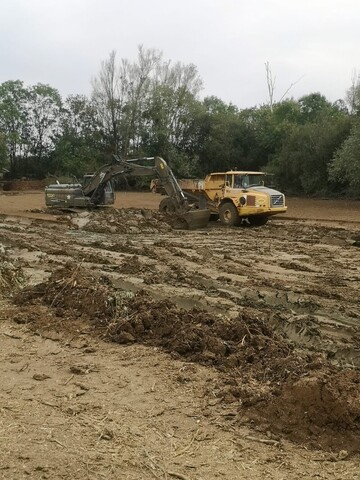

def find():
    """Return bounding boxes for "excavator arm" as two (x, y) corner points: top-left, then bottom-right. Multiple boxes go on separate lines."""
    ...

(82, 156), (158, 205)
(46, 155), (210, 229)
(84, 155), (195, 209)
(112, 156), (190, 213)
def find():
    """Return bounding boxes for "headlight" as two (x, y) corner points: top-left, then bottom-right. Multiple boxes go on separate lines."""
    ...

(239, 196), (247, 206)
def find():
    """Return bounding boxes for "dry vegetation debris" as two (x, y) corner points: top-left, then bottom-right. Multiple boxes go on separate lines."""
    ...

(0, 243), (27, 294)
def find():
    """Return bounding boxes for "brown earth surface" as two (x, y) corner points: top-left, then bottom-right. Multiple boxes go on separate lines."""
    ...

(0, 190), (360, 479)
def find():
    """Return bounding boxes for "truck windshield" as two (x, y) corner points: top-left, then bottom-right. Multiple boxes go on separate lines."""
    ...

(233, 174), (265, 188)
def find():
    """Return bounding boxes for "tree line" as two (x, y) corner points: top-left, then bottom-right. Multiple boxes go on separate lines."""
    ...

(0, 46), (359, 196)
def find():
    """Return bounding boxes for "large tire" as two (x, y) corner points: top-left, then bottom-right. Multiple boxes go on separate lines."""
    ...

(159, 197), (176, 214)
(219, 202), (240, 226)
(247, 215), (269, 227)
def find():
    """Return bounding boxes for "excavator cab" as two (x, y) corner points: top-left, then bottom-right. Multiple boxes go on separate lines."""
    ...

(83, 174), (115, 205)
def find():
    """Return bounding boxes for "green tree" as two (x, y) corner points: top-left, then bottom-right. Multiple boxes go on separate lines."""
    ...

(0, 132), (7, 169)
(0, 81), (62, 177)
(51, 95), (103, 177)
(238, 104), (286, 171)
(298, 93), (345, 123)
(0, 80), (29, 174)
(144, 62), (203, 166)
(27, 84), (62, 165)
(329, 120), (360, 196)
(268, 115), (351, 195)
(196, 96), (249, 173)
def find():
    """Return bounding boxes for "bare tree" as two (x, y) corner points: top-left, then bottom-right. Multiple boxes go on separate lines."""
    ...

(265, 61), (276, 112)
(265, 61), (304, 111)
(92, 47), (162, 156)
(346, 69), (360, 114)
(122, 45), (162, 154)
(92, 46), (203, 157)
(91, 50), (124, 154)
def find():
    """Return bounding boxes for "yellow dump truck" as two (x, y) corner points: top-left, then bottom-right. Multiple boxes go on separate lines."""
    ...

(157, 170), (287, 226)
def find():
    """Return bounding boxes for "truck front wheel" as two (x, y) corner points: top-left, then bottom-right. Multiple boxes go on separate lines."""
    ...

(219, 202), (240, 226)
(247, 215), (269, 227)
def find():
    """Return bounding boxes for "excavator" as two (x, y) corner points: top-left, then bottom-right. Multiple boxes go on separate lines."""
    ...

(45, 155), (210, 229)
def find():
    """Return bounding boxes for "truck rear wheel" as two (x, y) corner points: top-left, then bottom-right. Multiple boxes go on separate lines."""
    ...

(219, 202), (240, 226)
(159, 197), (176, 214)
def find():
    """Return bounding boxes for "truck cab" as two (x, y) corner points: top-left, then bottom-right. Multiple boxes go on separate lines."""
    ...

(178, 170), (287, 226)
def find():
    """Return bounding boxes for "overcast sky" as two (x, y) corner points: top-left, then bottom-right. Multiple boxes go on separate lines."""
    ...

(1, 0), (359, 108)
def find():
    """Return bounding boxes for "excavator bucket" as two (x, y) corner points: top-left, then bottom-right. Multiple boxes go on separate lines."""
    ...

(180, 209), (211, 230)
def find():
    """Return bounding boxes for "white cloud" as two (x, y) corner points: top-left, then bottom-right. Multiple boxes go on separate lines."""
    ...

(0, 0), (358, 107)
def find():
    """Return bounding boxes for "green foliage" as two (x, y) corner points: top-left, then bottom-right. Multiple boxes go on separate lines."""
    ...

(197, 96), (248, 172)
(164, 146), (199, 178)
(26, 84), (62, 163)
(51, 95), (104, 177)
(268, 115), (351, 195)
(298, 93), (332, 122)
(329, 120), (360, 196)
(0, 80), (29, 172)
(0, 81), (63, 177)
(0, 132), (7, 168)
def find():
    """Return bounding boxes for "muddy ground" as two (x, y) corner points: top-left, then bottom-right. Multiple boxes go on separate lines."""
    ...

(0, 191), (360, 479)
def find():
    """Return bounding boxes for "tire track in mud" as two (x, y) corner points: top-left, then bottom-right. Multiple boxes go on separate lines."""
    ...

(1, 214), (359, 359)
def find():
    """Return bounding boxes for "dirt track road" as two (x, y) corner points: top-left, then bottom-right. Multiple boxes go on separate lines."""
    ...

(1, 191), (360, 222)
(0, 191), (359, 479)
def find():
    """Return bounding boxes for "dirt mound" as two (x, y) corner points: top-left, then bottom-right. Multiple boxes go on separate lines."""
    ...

(105, 292), (294, 367)
(13, 264), (360, 452)
(254, 369), (360, 448)
(14, 263), (115, 322)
